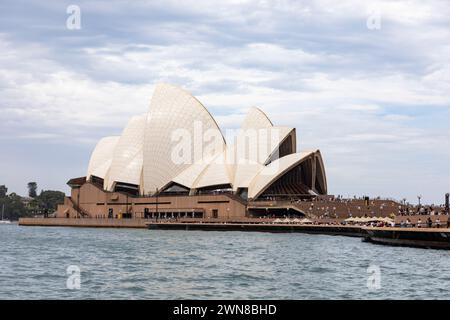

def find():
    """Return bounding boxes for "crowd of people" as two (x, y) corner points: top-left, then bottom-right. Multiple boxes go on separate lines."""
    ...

(267, 195), (449, 228)
(283, 195), (450, 219)
(397, 216), (448, 228)
(397, 204), (449, 216)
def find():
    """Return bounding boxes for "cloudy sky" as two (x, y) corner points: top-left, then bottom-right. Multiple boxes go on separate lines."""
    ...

(0, 0), (449, 204)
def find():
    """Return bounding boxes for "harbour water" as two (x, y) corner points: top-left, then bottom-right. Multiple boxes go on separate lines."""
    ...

(0, 224), (449, 299)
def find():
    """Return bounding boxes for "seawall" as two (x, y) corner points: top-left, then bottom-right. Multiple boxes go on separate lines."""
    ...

(147, 222), (363, 236)
(18, 218), (148, 228)
(19, 218), (362, 236)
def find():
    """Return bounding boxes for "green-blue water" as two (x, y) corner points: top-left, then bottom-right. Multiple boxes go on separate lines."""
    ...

(0, 224), (449, 299)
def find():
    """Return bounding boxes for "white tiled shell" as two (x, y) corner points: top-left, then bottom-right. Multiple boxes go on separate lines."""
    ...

(240, 108), (295, 163)
(85, 83), (326, 197)
(231, 159), (264, 191)
(105, 115), (146, 191)
(86, 136), (120, 180)
(142, 83), (226, 194)
(234, 126), (293, 165)
(193, 152), (232, 188)
(248, 151), (315, 199)
(241, 107), (273, 130)
(172, 154), (217, 188)
(230, 106), (295, 190)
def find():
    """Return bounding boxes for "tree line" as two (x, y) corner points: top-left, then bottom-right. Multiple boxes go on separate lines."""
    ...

(0, 183), (65, 221)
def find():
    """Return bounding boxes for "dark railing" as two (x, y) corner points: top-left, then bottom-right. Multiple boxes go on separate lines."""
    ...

(67, 197), (89, 218)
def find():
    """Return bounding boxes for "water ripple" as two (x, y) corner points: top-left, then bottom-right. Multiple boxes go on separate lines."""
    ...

(1, 224), (450, 299)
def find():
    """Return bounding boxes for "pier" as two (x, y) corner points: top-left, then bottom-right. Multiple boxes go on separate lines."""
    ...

(362, 226), (450, 249)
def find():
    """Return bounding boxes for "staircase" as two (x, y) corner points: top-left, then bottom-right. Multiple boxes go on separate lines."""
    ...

(67, 197), (90, 218)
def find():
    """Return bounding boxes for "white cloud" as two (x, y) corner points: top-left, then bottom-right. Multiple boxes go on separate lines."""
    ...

(0, 0), (449, 203)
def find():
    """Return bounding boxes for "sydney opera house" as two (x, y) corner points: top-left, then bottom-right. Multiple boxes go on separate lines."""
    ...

(56, 83), (327, 220)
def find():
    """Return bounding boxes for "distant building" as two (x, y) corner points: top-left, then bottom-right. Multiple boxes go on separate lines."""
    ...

(21, 197), (34, 209)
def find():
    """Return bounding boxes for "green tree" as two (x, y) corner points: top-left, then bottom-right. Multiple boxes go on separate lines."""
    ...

(0, 193), (27, 221)
(28, 182), (37, 198)
(0, 185), (66, 220)
(0, 185), (7, 198)
(37, 190), (65, 212)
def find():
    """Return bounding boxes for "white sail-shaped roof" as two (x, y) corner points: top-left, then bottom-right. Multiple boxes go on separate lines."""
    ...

(230, 107), (296, 190)
(105, 115), (146, 191)
(87, 136), (119, 180)
(232, 159), (264, 190)
(171, 155), (217, 189)
(142, 83), (226, 194)
(248, 151), (316, 199)
(240, 107), (296, 163)
(241, 107), (273, 130)
(84, 83), (327, 199)
(264, 127), (296, 164)
(193, 152), (232, 189)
